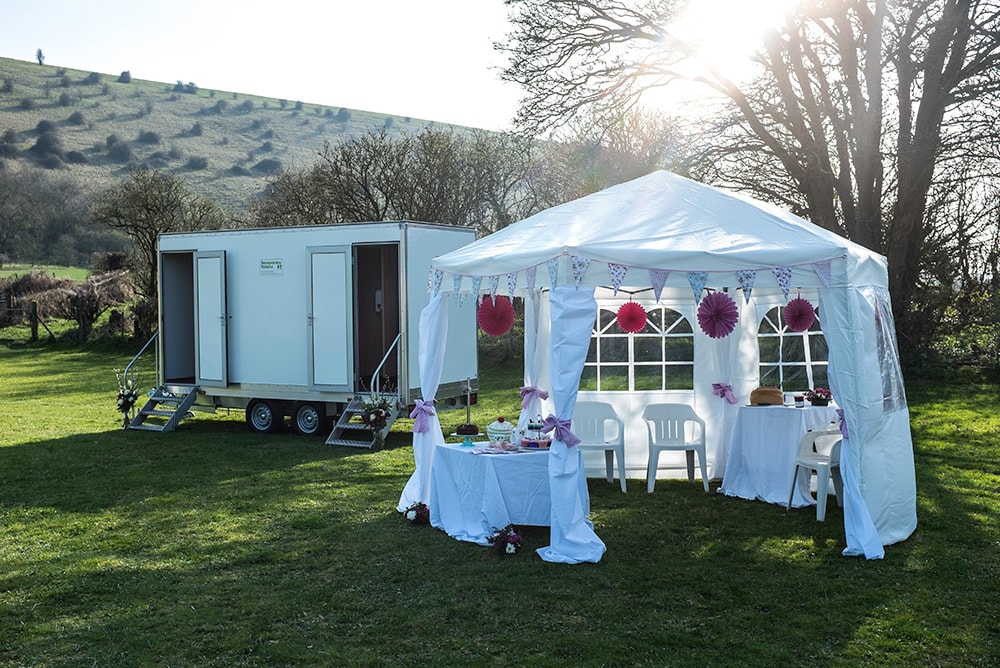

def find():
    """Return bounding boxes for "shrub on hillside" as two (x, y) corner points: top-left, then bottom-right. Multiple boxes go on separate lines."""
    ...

(108, 141), (133, 162)
(60, 75), (71, 88)
(336, 108), (351, 122)
(239, 100), (255, 113)
(39, 154), (67, 170)
(252, 158), (282, 174)
(137, 130), (161, 144)
(92, 251), (129, 273)
(30, 132), (65, 158)
(20, 98), (36, 110)
(36, 120), (56, 134)
(188, 122), (203, 137)
(118, 70), (131, 83)
(84, 72), (101, 85)
(67, 111), (86, 125)
(0, 143), (18, 158)
(228, 165), (252, 177)
(2, 78), (13, 94)
(58, 91), (73, 107)
(2, 129), (16, 143)
(186, 156), (208, 170)
(66, 151), (88, 164)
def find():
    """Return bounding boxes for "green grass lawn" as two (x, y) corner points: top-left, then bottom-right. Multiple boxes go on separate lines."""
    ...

(0, 339), (997, 666)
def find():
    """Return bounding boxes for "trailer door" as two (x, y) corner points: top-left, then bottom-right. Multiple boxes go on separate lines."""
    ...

(194, 251), (228, 387)
(308, 246), (353, 391)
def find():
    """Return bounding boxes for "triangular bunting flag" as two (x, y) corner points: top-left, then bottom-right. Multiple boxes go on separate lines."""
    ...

(771, 266), (793, 300)
(812, 259), (832, 288)
(735, 269), (756, 304)
(571, 256), (591, 288)
(608, 263), (628, 295)
(525, 266), (537, 293)
(687, 271), (707, 302)
(507, 272), (518, 301)
(431, 269), (444, 294)
(547, 258), (560, 288)
(488, 275), (500, 302)
(452, 274), (463, 302)
(649, 269), (669, 302)
(471, 276), (482, 300)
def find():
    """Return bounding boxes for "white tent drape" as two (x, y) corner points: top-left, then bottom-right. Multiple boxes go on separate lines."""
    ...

(397, 292), (448, 511)
(518, 290), (553, 431)
(536, 286), (607, 564)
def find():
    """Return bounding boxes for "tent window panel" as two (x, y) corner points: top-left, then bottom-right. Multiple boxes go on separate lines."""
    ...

(633, 365), (663, 391)
(760, 365), (780, 386)
(811, 366), (829, 389)
(781, 365), (808, 389)
(783, 336), (805, 362)
(665, 337), (694, 361)
(600, 365), (629, 391)
(580, 367), (598, 391)
(634, 336), (664, 363)
(598, 309), (618, 331)
(759, 338), (781, 364)
(586, 338), (598, 363)
(599, 337), (628, 362)
(664, 364), (694, 390)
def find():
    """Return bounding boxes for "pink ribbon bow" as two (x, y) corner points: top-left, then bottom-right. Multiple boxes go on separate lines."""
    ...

(836, 408), (849, 439)
(712, 383), (738, 405)
(542, 414), (581, 447)
(519, 385), (550, 410)
(409, 399), (435, 433)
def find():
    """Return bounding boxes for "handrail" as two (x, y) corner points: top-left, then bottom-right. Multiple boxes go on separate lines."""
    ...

(371, 333), (402, 398)
(124, 331), (160, 386)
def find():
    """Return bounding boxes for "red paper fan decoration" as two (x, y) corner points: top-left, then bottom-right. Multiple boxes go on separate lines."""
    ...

(477, 296), (515, 336)
(783, 297), (816, 332)
(697, 291), (739, 339)
(616, 301), (647, 333)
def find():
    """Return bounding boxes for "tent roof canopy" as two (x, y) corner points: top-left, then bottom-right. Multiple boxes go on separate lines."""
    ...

(431, 171), (887, 294)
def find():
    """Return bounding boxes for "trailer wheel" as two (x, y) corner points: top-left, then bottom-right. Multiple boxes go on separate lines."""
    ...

(292, 402), (325, 437)
(246, 399), (280, 433)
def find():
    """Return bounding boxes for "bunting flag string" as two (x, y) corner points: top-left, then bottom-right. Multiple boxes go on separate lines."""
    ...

(571, 256), (591, 288)
(812, 259), (832, 288)
(687, 271), (707, 302)
(507, 272), (518, 301)
(771, 266), (792, 300)
(608, 263), (628, 295)
(525, 266), (537, 293)
(547, 258), (560, 288)
(649, 268), (669, 302)
(735, 269), (756, 304)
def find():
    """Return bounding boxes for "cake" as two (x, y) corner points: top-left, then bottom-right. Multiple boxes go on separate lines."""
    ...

(486, 417), (514, 443)
(520, 437), (552, 449)
(456, 423), (479, 436)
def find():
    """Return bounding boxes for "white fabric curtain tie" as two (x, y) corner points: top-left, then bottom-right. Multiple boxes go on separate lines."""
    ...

(542, 414), (581, 447)
(519, 385), (549, 410)
(712, 383), (738, 404)
(409, 399), (436, 433)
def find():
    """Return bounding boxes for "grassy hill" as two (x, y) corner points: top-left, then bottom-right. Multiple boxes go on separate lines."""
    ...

(0, 57), (459, 209)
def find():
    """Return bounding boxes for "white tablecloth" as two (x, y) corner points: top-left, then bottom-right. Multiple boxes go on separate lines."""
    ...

(429, 443), (551, 545)
(720, 405), (839, 507)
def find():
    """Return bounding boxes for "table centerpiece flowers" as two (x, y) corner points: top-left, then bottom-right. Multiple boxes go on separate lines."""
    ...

(487, 524), (524, 555)
(115, 368), (143, 429)
(805, 387), (833, 406)
(361, 393), (394, 447)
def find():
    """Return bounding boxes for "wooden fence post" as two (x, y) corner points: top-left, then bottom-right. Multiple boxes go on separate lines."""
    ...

(30, 300), (38, 342)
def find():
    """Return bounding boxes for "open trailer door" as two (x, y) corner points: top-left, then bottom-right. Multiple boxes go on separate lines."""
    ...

(308, 246), (354, 392)
(194, 251), (228, 387)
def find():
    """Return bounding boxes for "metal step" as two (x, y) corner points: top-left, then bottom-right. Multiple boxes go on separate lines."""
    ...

(325, 393), (401, 448)
(128, 384), (199, 433)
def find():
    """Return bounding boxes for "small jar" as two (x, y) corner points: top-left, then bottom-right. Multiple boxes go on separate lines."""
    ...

(794, 394), (805, 408)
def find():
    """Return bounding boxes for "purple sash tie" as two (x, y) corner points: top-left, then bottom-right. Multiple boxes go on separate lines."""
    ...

(712, 383), (738, 405)
(519, 385), (549, 410)
(836, 408), (849, 439)
(542, 414), (581, 447)
(409, 399), (435, 433)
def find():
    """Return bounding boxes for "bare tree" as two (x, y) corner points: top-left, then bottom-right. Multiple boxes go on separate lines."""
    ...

(90, 169), (225, 305)
(35, 48), (44, 65)
(500, 0), (1000, 344)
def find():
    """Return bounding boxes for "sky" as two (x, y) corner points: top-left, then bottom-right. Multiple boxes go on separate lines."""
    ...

(1, 0), (524, 131)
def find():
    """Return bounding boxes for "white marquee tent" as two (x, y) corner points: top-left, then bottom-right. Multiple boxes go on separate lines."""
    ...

(399, 170), (917, 563)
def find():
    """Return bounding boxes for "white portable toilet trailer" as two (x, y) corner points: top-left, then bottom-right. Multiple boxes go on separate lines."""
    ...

(135, 221), (478, 445)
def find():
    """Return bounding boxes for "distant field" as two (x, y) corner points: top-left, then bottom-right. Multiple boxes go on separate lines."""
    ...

(0, 263), (89, 280)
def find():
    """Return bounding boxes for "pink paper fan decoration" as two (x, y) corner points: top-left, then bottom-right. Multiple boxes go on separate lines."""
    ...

(477, 296), (515, 336)
(697, 291), (739, 339)
(783, 297), (816, 332)
(616, 301), (647, 333)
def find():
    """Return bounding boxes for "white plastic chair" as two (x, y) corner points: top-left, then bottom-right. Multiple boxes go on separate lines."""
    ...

(786, 428), (844, 521)
(573, 401), (627, 492)
(642, 403), (709, 493)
